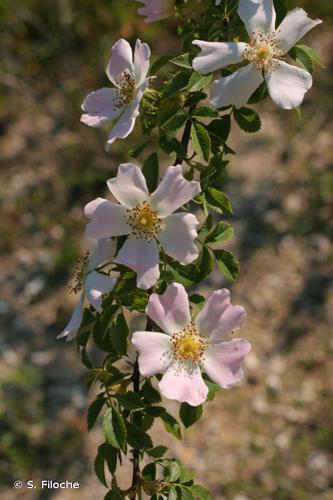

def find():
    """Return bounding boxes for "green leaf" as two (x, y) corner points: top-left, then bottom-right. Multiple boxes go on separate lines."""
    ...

(191, 106), (218, 118)
(163, 72), (191, 98)
(295, 45), (324, 68)
(191, 122), (211, 161)
(103, 406), (127, 451)
(163, 460), (180, 482)
(233, 107), (261, 133)
(126, 422), (153, 449)
(115, 392), (144, 411)
(161, 412), (182, 440)
(142, 152), (159, 192)
(205, 222), (233, 244)
(191, 484), (212, 500)
(184, 91), (207, 107)
(187, 72), (212, 92)
(94, 445), (108, 487)
(189, 293), (205, 309)
(168, 487), (178, 500)
(150, 55), (171, 75)
(178, 462), (195, 483)
(142, 380), (162, 404)
(178, 485), (195, 499)
(109, 313), (129, 356)
(80, 346), (93, 369)
(170, 53), (192, 69)
(101, 443), (118, 475)
(159, 135), (187, 159)
(205, 187), (233, 215)
(248, 81), (268, 104)
(128, 141), (150, 159)
(214, 249), (240, 281)
(162, 111), (188, 140)
(147, 446), (168, 459)
(207, 115), (231, 146)
(142, 462), (156, 480)
(179, 403), (203, 428)
(289, 44), (324, 74)
(87, 397), (106, 431)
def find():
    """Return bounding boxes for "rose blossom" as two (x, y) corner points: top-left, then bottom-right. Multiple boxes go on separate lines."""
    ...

(85, 163), (201, 290)
(57, 239), (117, 341)
(132, 283), (251, 406)
(137, 0), (172, 23)
(81, 38), (150, 149)
(192, 0), (321, 109)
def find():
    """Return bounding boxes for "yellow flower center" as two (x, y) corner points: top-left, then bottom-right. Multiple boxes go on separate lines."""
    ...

(126, 201), (161, 242)
(113, 70), (136, 109)
(243, 31), (284, 71)
(172, 322), (207, 364)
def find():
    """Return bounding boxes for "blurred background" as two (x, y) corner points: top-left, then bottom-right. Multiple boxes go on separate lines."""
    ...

(0, 0), (332, 498)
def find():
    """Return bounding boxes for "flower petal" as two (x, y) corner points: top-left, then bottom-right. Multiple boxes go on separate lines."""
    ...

(106, 38), (134, 86)
(192, 41), (246, 74)
(85, 199), (130, 239)
(150, 165), (201, 218)
(115, 236), (160, 289)
(158, 213), (199, 264)
(107, 163), (149, 209)
(265, 60), (312, 109)
(203, 338), (251, 388)
(238, 0), (276, 36)
(85, 271), (117, 312)
(106, 80), (148, 148)
(80, 88), (125, 128)
(211, 63), (263, 109)
(132, 330), (173, 377)
(147, 283), (190, 335)
(134, 39), (151, 86)
(195, 289), (246, 342)
(87, 238), (116, 271)
(276, 8), (322, 53)
(57, 295), (84, 341)
(159, 362), (208, 406)
(137, 0), (171, 23)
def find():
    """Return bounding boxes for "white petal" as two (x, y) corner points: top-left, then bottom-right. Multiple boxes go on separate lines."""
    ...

(107, 163), (149, 209)
(87, 238), (116, 271)
(115, 236), (160, 289)
(85, 271), (117, 312)
(80, 88), (125, 128)
(134, 39), (151, 86)
(57, 295), (84, 341)
(192, 41), (246, 74)
(158, 213), (199, 264)
(150, 165), (201, 218)
(203, 338), (251, 388)
(159, 362), (208, 406)
(106, 38), (134, 87)
(211, 63), (263, 109)
(132, 331), (173, 377)
(106, 80), (148, 148)
(276, 8), (322, 53)
(85, 199), (130, 239)
(147, 283), (191, 335)
(238, 0), (276, 36)
(265, 60), (312, 109)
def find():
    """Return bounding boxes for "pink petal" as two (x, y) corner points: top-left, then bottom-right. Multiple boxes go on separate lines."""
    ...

(134, 39), (151, 86)
(107, 163), (149, 209)
(147, 283), (190, 335)
(195, 289), (246, 342)
(85, 199), (130, 239)
(276, 8), (322, 54)
(159, 363), (208, 406)
(115, 236), (160, 289)
(57, 295), (84, 341)
(85, 271), (117, 312)
(238, 0), (276, 37)
(137, 0), (171, 23)
(203, 338), (251, 388)
(192, 41), (246, 74)
(211, 63), (263, 109)
(106, 38), (134, 86)
(265, 60), (312, 109)
(158, 213), (199, 264)
(132, 331), (173, 377)
(80, 88), (124, 128)
(106, 80), (148, 148)
(87, 238), (116, 271)
(150, 165), (201, 218)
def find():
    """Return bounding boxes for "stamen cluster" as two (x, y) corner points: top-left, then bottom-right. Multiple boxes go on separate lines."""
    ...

(113, 70), (136, 109)
(243, 31), (284, 71)
(126, 201), (161, 242)
(172, 321), (207, 364)
(68, 251), (90, 294)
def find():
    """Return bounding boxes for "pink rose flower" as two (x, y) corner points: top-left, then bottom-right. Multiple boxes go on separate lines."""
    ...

(137, 0), (172, 23)
(57, 239), (117, 341)
(132, 283), (251, 406)
(85, 163), (201, 290)
(81, 38), (150, 149)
